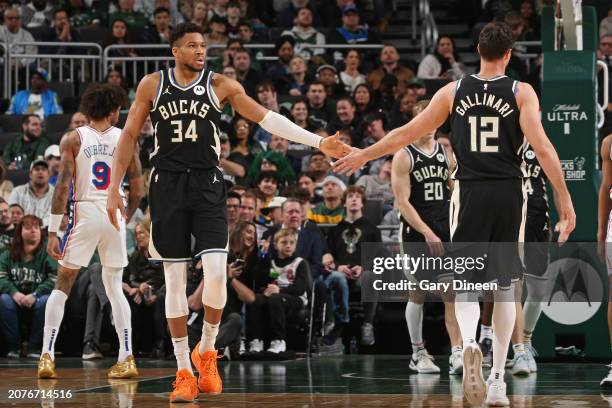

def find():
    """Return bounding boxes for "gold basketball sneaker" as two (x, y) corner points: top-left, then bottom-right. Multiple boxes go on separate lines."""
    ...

(108, 355), (139, 379)
(37, 353), (57, 379)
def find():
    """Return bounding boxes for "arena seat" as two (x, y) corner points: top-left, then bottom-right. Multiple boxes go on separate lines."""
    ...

(0, 115), (24, 132)
(45, 114), (71, 133)
(364, 199), (384, 226)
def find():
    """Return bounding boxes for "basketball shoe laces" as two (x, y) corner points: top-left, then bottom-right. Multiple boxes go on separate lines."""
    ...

(173, 371), (198, 394)
(202, 352), (220, 378)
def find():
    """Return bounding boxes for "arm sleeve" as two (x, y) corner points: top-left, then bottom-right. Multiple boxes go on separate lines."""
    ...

(258, 111), (322, 148)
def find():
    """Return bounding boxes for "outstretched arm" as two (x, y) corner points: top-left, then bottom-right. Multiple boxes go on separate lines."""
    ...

(213, 75), (351, 159)
(516, 82), (575, 243)
(107, 73), (157, 230)
(47, 131), (79, 259)
(334, 82), (455, 175)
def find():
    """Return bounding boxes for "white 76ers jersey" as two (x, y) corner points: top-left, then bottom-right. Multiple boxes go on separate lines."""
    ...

(72, 125), (123, 202)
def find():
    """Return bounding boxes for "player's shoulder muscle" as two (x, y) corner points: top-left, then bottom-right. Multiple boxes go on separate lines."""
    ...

(135, 71), (161, 105)
(210, 73), (244, 104)
(59, 129), (81, 158)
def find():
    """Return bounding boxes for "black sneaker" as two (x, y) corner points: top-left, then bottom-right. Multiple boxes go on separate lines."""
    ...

(82, 341), (103, 360)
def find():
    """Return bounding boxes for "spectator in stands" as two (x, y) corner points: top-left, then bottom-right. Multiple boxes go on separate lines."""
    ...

(306, 81), (335, 127)
(8, 159), (54, 226)
(104, 69), (135, 108)
(367, 44), (414, 94)
(44, 145), (60, 186)
(110, 0), (149, 32)
(263, 196), (287, 227)
(239, 191), (258, 223)
(135, 0), (184, 28)
(141, 7), (172, 55)
(0, 0), (9, 24)
(406, 77), (427, 97)
(209, 0), (229, 19)
(326, 96), (361, 142)
(233, 48), (262, 97)
(225, 1), (241, 39)
(189, 0), (209, 31)
(68, 111), (88, 130)
(21, 0), (52, 28)
(519, 0), (539, 39)
(340, 49), (366, 94)
(230, 116), (263, 168)
(265, 36), (295, 94)
(291, 99), (324, 133)
(417, 36), (465, 80)
(137, 116), (154, 169)
(355, 156), (393, 208)
(320, 250), (349, 344)
(0, 162), (13, 201)
(361, 110), (387, 147)
(125, 220), (167, 357)
(297, 173), (320, 204)
(600, 5), (612, 38)
(227, 191), (242, 233)
(247, 228), (310, 353)
(0, 7), (37, 70)
(277, 0), (321, 28)
(3, 115), (49, 170)
(9, 204), (23, 225)
(327, 5), (380, 62)
(256, 171), (280, 206)
(287, 56), (310, 96)
(103, 19), (138, 68)
(317, 65), (346, 100)
(388, 90), (417, 128)
(306, 150), (331, 187)
(66, 0), (100, 28)
(220, 132), (248, 186)
(237, 20), (255, 43)
(504, 11), (528, 81)
(281, 7), (326, 59)
(0, 199), (14, 254)
(205, 14), (228, 58)
(7, 69), (62, 119)
(326, 185), (381, 346)
(40, 8), (82, 54)
(0, 215), (56, 358)
(307, 175), (345, 224)
(353, 83), (376, 117)
(250, 150), (296, 188)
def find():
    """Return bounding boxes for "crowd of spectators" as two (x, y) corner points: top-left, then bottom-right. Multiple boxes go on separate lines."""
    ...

(0, 0), (610, 359)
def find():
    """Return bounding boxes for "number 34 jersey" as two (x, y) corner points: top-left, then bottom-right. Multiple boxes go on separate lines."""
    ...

(149, 68), (223, 172)
(450, 74), (527, 180)
(73, 125), (124, 202)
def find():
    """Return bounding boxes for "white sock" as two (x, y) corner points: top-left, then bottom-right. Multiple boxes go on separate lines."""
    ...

(172, 336), (193, 374)
(42, 290), (68, 360)
(454, 299), (480, 347)
(102, 266), (133, 363)
(492, 298), (516, 371)
(199, 320), (220, 353)
(490, 368), (504, 382)
(479, 324), (493, 342)
(405, 302), (423, 353)
(513, 343), (525, 357)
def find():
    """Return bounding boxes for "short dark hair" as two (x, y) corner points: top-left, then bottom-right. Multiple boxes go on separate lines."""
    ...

(53, 8), (68, 18)
(343, 185), (365, 204)
(478, 22), (514, 61)
(153, 7), (170, 17)
(336, 96), (355, 107)
(21, 114), (39, 126)
(227, 191), (241, 202)
(255, 80), (276, 94)
(80, 84), (127, 121)
(170, 22), (206, 47)
(257, 170), (279, 184)
(307, 81), (325, 92)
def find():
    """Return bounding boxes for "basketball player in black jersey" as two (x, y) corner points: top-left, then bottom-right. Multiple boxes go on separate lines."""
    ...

(106, 23), (350, 403)
(335, 22), (575, 406)
(392, 100), (462, 376)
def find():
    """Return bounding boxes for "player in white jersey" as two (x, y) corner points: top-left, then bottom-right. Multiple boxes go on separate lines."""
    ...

(38, 84), (143, 380)
(598, 134), (612, 388)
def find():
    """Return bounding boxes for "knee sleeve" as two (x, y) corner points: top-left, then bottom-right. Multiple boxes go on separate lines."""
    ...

(525, 275), (547, 301)
(201, 251), (227, 310)
(163, 262), (189, 318)
(102, 266), (131, 329)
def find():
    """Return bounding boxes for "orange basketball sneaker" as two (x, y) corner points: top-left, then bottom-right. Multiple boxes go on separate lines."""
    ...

(191, 342), (222, 394)
(169, 369), (199, 403)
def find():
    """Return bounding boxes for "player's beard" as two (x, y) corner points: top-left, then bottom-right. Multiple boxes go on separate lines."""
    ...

(185, 63), (204, 73)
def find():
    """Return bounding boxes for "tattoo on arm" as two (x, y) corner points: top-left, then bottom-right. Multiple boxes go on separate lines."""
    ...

(51, 134), (77, 215)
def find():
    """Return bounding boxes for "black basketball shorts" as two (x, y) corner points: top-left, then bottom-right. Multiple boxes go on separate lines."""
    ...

(148, 167), (228, 261)
(449, 178), (526, 289)
(399, 216), (452, 282)
(523, 211), (551, 279)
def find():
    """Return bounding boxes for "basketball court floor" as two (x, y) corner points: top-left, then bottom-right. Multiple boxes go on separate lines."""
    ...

(0, 354), (610, 407)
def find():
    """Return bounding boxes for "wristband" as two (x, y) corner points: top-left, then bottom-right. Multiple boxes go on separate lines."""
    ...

(48, 214), (63, 233)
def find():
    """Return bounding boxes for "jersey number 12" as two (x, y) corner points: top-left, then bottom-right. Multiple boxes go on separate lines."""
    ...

(469, 116), (499, 153)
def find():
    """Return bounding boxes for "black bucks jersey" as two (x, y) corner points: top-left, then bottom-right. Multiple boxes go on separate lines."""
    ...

(450, 74), (526, 180)
(523, 143), (548, 216)
(401, 142), (450, 241)
(149, 68), (223, 172)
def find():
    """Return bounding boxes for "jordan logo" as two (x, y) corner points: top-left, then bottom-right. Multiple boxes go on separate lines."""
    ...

(163, 86), (172, 95)
(483, 83), (488, 91)
(212, 173), (219, 183)
(415, 156), (423, 163)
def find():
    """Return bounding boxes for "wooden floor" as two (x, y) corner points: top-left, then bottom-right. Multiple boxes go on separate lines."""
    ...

(0, 355), (611, 407)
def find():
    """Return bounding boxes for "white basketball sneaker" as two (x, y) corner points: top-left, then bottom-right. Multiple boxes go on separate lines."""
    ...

(409, 348), (440, 373)
(485, 379), (510, 406)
